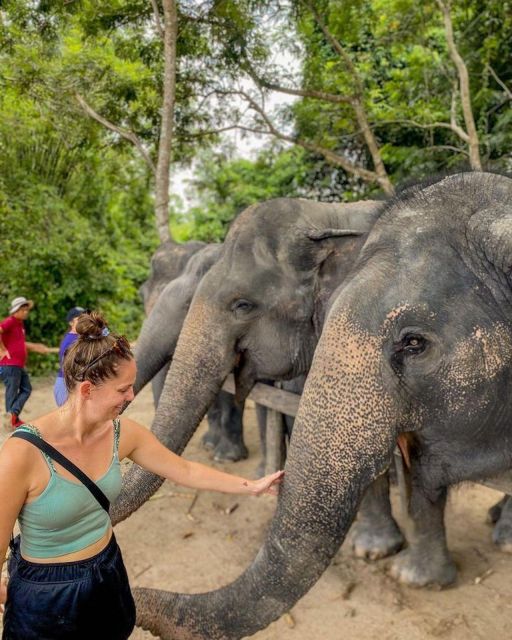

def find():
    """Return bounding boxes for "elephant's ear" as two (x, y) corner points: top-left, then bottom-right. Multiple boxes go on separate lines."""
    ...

(468, 208), (512, 277)
(302, 228), (367, 269)
(305, 228), (365, 241)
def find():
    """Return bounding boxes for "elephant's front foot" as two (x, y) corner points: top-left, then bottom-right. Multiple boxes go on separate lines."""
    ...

(491, 495), (512, 552)
(389, 546), (456, 588)
(202, 428), (220, 451)
(349, 518), (404, 560)
(213, 436), (248, 463)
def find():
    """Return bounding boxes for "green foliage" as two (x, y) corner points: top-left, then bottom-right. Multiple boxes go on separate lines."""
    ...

(2, 0), (512, 378)
(0, 41), (158, 374)
(173, 146), (313, 241)
(281, 0), (512, 189)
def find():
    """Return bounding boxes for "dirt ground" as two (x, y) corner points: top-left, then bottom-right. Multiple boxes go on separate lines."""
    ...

(3, 378), (512, 640)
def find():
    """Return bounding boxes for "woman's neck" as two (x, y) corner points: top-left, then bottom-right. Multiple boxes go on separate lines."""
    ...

(53, 401), (110, 442)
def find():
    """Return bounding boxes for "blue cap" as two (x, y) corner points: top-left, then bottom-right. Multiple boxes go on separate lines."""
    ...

(66, 307), (86, 323)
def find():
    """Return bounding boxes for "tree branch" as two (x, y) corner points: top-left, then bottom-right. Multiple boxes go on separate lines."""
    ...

(436, 0), (482, 169)
(487, 65), (512, 101)
(246, 65), (354, 106)
(449, 83), (470, 142)
(149, 0), (164, 39)
(228, 90), (388, 189)
(425, 144), (470, 157)
(75, 93), (155, 173)
(303, 1), (393, 193)
(304, 0), (364, 96)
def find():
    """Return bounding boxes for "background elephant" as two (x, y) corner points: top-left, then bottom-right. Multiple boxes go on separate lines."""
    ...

(136, 242), (248, 462)
(139, 239), (207, 316)
(138, 239), (206, 407)
(132, 172), (512, 639)
(112, 197), (402, 564)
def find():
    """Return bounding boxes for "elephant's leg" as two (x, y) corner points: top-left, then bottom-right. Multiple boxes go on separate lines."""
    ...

(487, 494), (508, 525)
(254, 403), (267, 478)
(390, 483), (456, 587)
(212, 391), (248, 462)
(348, 472), (404, 560)
(492, 495), (512, 552)
(203, 395), (223, 451)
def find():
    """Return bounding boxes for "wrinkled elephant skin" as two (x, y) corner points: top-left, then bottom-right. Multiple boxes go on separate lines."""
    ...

(112, 198), (381, 527)
(134, 173), (512, 638)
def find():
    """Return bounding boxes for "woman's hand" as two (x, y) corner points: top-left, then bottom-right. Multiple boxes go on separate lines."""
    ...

(0, 576), (7, 613)
(248, 470), (284, 496)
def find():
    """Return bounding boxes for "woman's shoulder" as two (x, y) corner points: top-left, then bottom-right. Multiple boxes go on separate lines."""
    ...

(0, 428), (41, 473)
(117, 416), (151, 458)
(26, 410), (59, 433)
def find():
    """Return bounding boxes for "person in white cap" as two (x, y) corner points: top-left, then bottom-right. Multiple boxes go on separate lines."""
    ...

(0, 297), (57, 429)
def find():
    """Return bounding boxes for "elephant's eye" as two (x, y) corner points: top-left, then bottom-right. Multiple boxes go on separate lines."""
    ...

(231, 299), (254, 314)
(391, 333), (427, 370)
(402, 334), (427, 355)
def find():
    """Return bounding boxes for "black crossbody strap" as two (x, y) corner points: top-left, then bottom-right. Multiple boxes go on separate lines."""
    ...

(12, 430), (110, 513)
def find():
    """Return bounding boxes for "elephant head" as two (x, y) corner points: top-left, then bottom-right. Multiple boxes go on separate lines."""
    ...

(134, 243), (222, 396)
(133, 172), (512, 638)
(111, 198), (380, 523)
(140, 240), (206, 315)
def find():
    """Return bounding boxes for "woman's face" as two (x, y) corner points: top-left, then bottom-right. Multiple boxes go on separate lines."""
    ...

(89, 358), (136, 420)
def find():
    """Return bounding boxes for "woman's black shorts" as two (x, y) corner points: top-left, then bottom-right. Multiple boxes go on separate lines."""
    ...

(2, 533), (136, 640)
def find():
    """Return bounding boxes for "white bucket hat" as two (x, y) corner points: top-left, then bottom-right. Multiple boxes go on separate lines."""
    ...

(9, 296), (34, 315)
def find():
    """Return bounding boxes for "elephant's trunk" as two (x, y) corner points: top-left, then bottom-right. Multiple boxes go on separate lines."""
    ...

(112, 297), (237, 524)
(133, 278), (196, 396)
(133, 310), (399, 639)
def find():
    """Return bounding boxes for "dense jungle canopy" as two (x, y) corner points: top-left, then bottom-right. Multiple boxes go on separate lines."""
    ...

(0, 0), (511, 372)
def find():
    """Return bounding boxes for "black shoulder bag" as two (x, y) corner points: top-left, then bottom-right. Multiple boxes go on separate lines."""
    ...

(9, 430), (111, 554)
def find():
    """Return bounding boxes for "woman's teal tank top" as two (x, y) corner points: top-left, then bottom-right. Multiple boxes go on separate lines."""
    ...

(15, 421), (122, 559)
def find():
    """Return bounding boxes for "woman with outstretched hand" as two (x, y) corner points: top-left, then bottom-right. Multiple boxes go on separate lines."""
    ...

(0, 311), (283, 640)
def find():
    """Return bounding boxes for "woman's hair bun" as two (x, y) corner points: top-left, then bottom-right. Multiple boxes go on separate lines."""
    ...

(76, 311), (107, 340)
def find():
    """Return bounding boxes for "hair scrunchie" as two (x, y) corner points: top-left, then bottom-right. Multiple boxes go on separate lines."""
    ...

(87, 327), (110, 340)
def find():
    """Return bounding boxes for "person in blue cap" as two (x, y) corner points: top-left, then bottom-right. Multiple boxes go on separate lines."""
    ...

(53, 307), (86, 406)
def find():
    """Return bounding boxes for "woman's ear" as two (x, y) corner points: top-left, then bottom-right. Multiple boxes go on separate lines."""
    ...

(78, 380), (93, 399)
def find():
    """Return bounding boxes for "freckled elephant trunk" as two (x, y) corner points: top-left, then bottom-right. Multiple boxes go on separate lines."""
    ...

(133, 312), (399, 639)
(111, 297), (237, 525)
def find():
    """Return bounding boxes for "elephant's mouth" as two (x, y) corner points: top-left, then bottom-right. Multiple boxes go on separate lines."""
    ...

(233, 349), (257, 403)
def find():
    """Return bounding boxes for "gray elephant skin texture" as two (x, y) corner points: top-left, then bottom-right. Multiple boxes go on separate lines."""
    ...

(135, 242), (250, 462)
(131, 197), (403, 563)
(112, 197), (380, 526)
(132, 172), (512, 639)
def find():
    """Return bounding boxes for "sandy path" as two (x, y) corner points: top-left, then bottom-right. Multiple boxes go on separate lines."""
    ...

(2, 378), (512, 639)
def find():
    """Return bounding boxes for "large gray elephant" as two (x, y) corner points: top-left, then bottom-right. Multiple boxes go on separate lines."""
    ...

(132, 172), (512, 639)
(113, 197), (402, 560)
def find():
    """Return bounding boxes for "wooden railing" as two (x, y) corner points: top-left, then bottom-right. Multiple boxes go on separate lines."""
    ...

(222, 374), (512, 495)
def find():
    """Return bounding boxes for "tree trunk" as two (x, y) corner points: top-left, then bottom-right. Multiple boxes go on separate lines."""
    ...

(154, 0), (178, 243)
